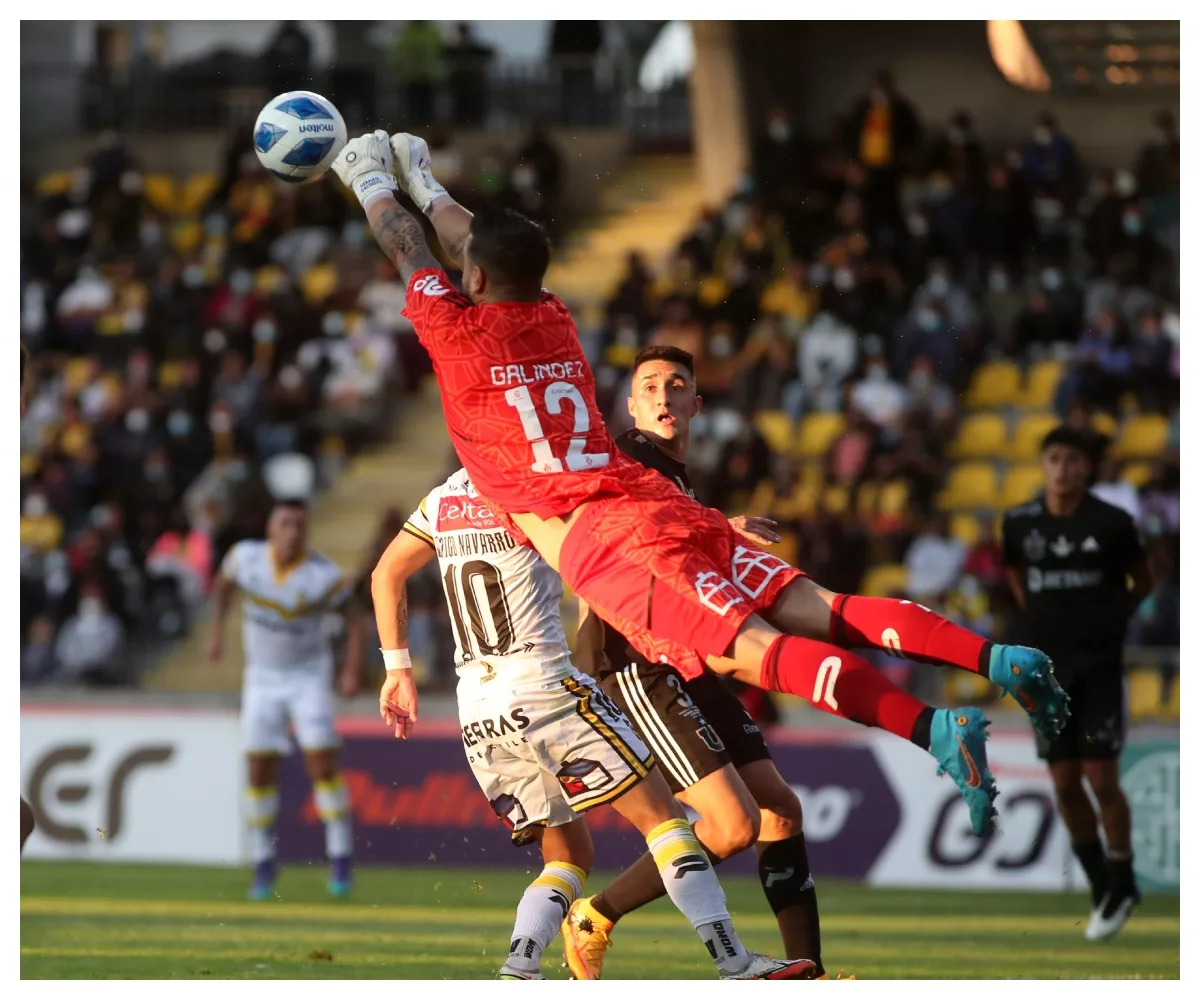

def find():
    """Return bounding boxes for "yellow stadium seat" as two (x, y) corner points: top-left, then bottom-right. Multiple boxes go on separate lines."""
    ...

(301, 264), (339, 306)
(1091, 411), (1119, 440)
(1164, 675), (1180, 721)
(143, 174), (177, 214)
(754, 410), (794, 455)
(1021, 359), (1065, 410)
(605, 344), (638, 368)
(948, 413), (1009, 460)
(861, 563), (909, 598)
(822, 485), (850, 516)
(946, 672), (994, 704)
(1002, 463), (1045, 507)
(800, 462), (825, 491)
(158, 361), (184, 391)
(170, 221), (203, 254)
(1128, 669), (1162, 721)
(1111, 414), (1169, 461)
(856, 480), (880, 520)
(255, 265), (289, 296)
(949, 513), (983, 548)
(37, 171), (74, 197)
(1009, 412), (1060, 461)
(936, 462), (1000, 510)
(1122, 462), (1154, 489)
(878, 480), (910, 517)
(965, 360), (1021, 409)
(794, 413), (845, 458)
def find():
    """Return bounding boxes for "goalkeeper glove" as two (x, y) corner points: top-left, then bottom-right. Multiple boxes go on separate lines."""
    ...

(390, 132), (448, 215)
(331, 130), (399, 208)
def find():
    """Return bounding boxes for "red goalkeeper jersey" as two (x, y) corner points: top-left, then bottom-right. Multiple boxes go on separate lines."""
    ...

(403, 268), (670, 518)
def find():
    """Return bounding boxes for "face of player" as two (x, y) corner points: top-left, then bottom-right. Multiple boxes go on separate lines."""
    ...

(1040, 444), (1090, 501)
(268, 506), (308, 565)
(627, 360), (701, 449)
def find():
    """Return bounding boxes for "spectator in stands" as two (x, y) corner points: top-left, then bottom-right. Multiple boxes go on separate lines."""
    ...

(754, 106), (807, 209)
(21, 616), (58, 686)
(928, 110), (985, 188)
(796, 307), (858, 413)
(904, 513), (967, 604)
(1129, 308), (1176, 412)
(850, 353), (909, 442)
(760, 260), (819, 333)
(846, 70), (921, 229)
(1136, 111), (1180, 198)
(1021, 112), (1081, 202)
(730, 316), (797, 413)
(393, 21), (446, 127)
(53, 583), (126, 685)
(1091, 458), (1141, 523)
(512, 122), (564, 233)
(446, 23), (493, 127)
(607, 251), (655, 330)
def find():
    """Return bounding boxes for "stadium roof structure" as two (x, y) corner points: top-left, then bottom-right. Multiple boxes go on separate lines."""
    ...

(1022, 20), (1180, 92)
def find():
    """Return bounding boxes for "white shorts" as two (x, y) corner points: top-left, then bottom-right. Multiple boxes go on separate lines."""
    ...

(242, 667), (338, 756)
(458, 662), (654, 844)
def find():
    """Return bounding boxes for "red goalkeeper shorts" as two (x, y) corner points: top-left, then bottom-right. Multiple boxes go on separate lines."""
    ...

(559, 490), (804, 680)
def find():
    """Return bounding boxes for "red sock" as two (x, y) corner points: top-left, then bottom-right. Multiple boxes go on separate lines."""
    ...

(760, 634), (929, 742)
(829, 595), (991, 673)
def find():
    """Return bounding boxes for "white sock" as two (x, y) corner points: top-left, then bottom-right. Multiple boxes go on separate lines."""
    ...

(314, 777), (353, 860)
(245, 786), (279, 865)
(647, 818), (749, 974)
(505, 861), (586, 974)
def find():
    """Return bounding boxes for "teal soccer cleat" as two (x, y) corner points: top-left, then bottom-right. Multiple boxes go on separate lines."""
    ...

(988, 645), (1071, 742)
(930, 708), (998, 836)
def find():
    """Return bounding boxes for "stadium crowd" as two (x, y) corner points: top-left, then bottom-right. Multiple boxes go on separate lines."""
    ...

(21, 71), (1179, 703)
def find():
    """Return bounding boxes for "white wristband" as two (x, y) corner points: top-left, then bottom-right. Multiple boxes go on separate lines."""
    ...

(382, 648), (412, 672)
(354, 172), (398, 208)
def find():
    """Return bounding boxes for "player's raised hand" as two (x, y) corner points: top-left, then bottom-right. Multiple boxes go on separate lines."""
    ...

(389, 132), (448, 214)
(331, 130), (398, 208)
(728, 515), (782, 547)
(379, 667), (420, 739)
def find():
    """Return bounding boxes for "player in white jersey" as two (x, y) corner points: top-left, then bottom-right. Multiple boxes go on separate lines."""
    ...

(370, 469), (817, 980)
(206, 499), (365, 900)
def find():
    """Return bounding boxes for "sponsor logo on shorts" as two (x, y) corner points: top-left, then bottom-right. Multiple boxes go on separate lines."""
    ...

(556, 758), (613, 798)
(462, 709), (531, 748)
(694, 571), (745, 616)
(730, 546), (790, 600)
(697, 724), (725, 754)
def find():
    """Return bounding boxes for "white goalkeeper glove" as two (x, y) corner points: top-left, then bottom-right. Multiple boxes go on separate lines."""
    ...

(389, 132), (448, 215)
(331, 130), (399, 208)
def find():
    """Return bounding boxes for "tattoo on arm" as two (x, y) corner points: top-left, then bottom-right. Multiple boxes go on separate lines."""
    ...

(370, 202), (442, 284)
(395, 594), (409, 645)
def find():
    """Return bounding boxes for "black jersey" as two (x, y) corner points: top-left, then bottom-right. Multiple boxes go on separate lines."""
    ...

(590, 429), (695, 676)
(1001, 493), (1145, 676)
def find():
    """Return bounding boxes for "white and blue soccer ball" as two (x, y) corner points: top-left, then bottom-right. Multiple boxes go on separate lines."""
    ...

(252, 90), (347, 184)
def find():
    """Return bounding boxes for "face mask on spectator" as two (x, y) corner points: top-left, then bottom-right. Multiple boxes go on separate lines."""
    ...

(927, 273), (950, 298)
(988, 269), (1009, 293)
(1122, 213), (1143, 236)
(204, 329), (228, 354)
(125, 408), (150, 434)
(910, 369), (932, 391)
(723, 203), (749, 236)
(253, 319), (277, 343)
(1033, 125), (1053, 146)
(80, 598), (104, 619)
(710, 334), (734, 359)
(120, 171), (144, 195)
(917, 309), (940, 332)
(1041, 268), (1064, 292)
(512, 164), (536, 192)
(808, 264), (829, 286)
(1114, 170), (1137, 198)
(768, 120), (791, 142)
(866, 364), (888, 382)
(343, 222), (367, 247)
(947, 126), (966, 146)
(712, 410), (745, 440)
(229, 270), (254, 295)
(833, 268), (855, 292)
(182, 265), (206, 289)
(24, 494), (49, 518)
(90, 505), (114, 529)
(907, 213), (928, 238)
(322, 312), (346, 337)
(209, 410), (233, 435)
(279, 366), (304, 391)
(1034, 197), (1063, 223)
(227, 459), (248, 482)
(167, 411), (193, 437)
(205, 215), (229, 239)
(139, 221), (163, 246)
(145, 460), (169, 482)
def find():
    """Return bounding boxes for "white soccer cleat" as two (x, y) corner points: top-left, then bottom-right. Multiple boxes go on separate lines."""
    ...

(719, 952), (819, 980)
(498, 964), (545, 980)
(1084, 888), (1141, 941)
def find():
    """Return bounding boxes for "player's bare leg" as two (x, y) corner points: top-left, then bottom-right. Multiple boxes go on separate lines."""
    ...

(500, 820), (593, 980)
(20, 797), (35, 851)
(1080, 758), (1139, 939)
(303, 748), (354, 896)
(564, 766), (815, 979)
(246, 753), (282, 900)
(705, 611), (1000, 835)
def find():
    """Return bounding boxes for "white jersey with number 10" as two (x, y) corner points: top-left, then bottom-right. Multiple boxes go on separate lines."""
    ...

(403, 468), (572, 681)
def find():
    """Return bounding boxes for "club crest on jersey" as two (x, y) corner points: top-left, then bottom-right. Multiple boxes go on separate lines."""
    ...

(556, 758), (613, 798)
(1023, 529), (1046, 562)
(438, 495), (500, 531)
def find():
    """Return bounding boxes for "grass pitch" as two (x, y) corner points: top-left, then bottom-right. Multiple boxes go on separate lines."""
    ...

(21, 861), (1179, 979)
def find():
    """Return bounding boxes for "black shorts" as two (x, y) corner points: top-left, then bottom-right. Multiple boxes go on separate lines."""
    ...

(596, 663), (772, 795)
(1035, 667), (1126, 762)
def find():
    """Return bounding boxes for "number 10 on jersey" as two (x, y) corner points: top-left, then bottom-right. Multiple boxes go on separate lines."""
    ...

(505, 382), (611, 474)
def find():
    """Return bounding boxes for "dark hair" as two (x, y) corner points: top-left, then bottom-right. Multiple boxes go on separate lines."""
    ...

(273, 497), (309, 512)
(1041, 425), (1096, 459)
(468, 207), (550, 298)
(632, 345), (695, 378)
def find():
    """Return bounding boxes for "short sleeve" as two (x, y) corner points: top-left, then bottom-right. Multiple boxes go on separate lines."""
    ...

(402, 268), (472, 350)
(402, 491), (436, 549)
(1000, 515), (1021, 567)
(220, 541), (245, 585)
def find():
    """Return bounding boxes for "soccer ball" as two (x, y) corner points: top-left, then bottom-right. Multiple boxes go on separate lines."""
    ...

(252, 91), (347, 185)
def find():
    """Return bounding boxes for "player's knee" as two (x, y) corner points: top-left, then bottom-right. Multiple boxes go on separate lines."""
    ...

(758, 799), (803, 843)
(705, 807), (759, 859)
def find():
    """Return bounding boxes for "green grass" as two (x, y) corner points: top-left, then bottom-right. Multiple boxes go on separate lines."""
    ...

(21, 862), (1179, 979)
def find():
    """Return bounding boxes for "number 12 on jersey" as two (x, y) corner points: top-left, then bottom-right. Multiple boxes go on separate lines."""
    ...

(505, 382), (611, 474)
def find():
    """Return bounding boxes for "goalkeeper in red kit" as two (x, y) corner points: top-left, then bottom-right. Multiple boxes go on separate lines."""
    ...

(332, 131), (1069, 837)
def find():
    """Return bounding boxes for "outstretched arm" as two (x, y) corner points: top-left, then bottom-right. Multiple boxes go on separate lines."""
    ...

(364, 194), (443, 286)
(426, 197), (474, 267)
(390, 132), (473, 268)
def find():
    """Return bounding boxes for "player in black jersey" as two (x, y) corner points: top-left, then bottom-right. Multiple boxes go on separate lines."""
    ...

(1001, 425), (1152, 941)
(563, 345), (825, 979)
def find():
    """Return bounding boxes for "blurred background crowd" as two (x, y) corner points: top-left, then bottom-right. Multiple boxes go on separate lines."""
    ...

(20, 21), (1179, 719)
